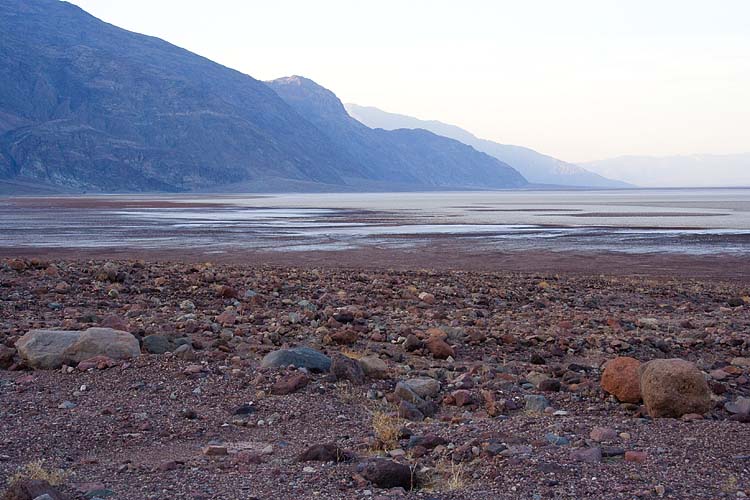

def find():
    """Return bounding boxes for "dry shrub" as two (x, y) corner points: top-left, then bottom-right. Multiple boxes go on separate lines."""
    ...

(422, 459), (466, 492)
(7, 460), (67, 486)
(340, 348), (364, 360)
(371, 410), (401, 451)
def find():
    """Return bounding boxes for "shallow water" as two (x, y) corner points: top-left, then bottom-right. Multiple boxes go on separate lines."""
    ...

(2, 189), (750, 255)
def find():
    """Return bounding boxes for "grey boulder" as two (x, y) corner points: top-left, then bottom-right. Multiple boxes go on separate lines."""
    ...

(260, 347), (331, 373)
(15, 328), (140, 369)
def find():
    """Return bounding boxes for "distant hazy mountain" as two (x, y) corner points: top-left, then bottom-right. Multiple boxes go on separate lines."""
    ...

(267, 77), (526, 190)
(346, 104), (629, 188)
(582, 154), (750, 187)
(0, 0), (526, 193)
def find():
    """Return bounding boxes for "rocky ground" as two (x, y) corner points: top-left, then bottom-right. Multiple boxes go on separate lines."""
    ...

(0, 257), (749, 499)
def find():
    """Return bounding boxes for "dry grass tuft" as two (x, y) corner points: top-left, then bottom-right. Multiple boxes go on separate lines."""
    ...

(340, 348), (365, 360)
(335, 380), (363, 404)
(371, 410), (401, 451)
(422, 459), (467, 492)
(7, 460), (68, 487)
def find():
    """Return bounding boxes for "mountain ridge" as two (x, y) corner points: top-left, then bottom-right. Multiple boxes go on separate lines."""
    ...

(345, 103), (629, 188)
(266, 76), (527, 190)
(0, 0), (526, 193)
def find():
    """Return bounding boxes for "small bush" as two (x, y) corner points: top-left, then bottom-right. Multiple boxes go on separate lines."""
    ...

(371, 410), (401, 451)
(7, 460), (67, 487)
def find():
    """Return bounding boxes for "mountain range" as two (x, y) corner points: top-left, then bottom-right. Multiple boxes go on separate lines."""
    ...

(266, 76), (525, 190)
(345, 104), (628, 188)
(0, 0), (526, 193)
(582, 154), (750, 188)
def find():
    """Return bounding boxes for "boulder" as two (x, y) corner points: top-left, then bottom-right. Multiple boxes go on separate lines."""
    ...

(725, 396), (750, 417)
(298, 444), (354, 463)
(399, 377), (440, 399)
(524, 394), (550, 414)
(271, 372), (309, 395)
(397, 400), (425, 421)
(393, 381), (438, 418)
(425, 337), (454, 359)
(142, 335), (173, 354)
(358, 355), (389, 379)
(174, 344), (197, 361)
(0, 345), (16, 369)
(639, 359), (710, 418)
(331, 354), (365, 385)
(260, 347), (331, 373)
(358, 458), (414, 489)
(402, 334), (423, 352)
(590, 426), (618, 442)
(601, 356), (642, 403)
(15, 328), (139, 369)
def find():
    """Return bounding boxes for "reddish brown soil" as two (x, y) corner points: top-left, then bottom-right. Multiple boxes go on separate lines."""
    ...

(0, 256), (749, 499)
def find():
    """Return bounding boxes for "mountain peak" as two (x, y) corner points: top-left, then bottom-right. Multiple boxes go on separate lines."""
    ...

(266, 76), (350, 126)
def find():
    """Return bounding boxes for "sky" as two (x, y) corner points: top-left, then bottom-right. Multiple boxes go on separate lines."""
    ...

(67, 0), (750, 164)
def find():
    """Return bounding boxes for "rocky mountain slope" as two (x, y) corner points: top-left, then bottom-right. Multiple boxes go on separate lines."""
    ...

(346, 104), (629, 188)
(0, 0), (527, 192)
(267, 77), (527, 190)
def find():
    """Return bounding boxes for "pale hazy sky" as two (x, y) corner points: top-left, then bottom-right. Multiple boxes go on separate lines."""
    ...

(67, 0), (749, 163)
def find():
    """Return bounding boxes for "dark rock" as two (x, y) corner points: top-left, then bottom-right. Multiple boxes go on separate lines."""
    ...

(601, 447), (626, 457)
(0, 346), (16, 369)
(538, 379), (561, 392)
(403, 334), (423, 352)
(408, 434), (447, 449)
(530, 353), (546, 365)
(298, 444), (353, 463)
(524, 394), (549, 414)
(260, 347), (331, 373)
(397, 400), (424, 422)
(180, 409), (198, 420)
(330, 354), (365, 385)
(570, 447), (602, 463)
(232, 404), (256, 416)
(271, 372), (309, 395)
(142, 335), (173, 354)
(358, 458), (415, 489)
(728, 297), (745, 308)
(545, 433), (569, 446)
(332, 311), (355, 324)
(485, 441), (508, 456)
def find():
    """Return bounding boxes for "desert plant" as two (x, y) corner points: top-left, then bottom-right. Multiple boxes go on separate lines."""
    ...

(422, 458), (466, 492)
(370, 410), (401, 451)
(6, 460), (67, 487)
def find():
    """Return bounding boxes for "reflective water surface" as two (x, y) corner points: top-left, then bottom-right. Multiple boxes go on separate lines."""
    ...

(1, 189), (750, 255)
